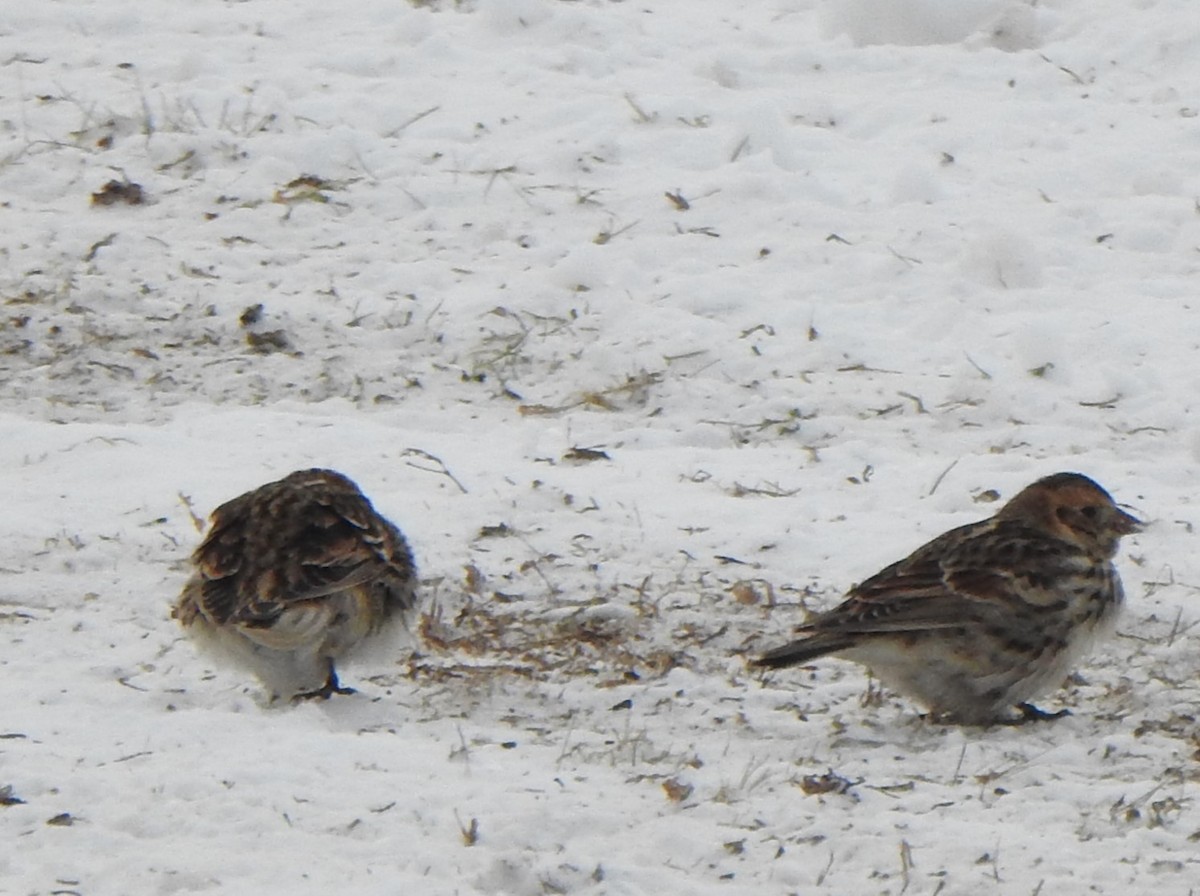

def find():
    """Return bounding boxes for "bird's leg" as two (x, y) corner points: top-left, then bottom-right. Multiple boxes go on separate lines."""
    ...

(293, 661), (357, 701)
(324, 664), (357, 697)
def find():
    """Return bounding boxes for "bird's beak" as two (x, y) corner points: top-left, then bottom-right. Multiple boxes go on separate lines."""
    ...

(1114, 507), (1144, 535)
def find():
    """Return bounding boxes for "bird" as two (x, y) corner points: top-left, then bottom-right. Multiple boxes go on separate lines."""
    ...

(174, 468), (418, 701)
(752, 472), (1142, 725)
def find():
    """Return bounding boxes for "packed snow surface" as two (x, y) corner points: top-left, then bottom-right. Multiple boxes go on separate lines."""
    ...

(2, 1), (1199, 893)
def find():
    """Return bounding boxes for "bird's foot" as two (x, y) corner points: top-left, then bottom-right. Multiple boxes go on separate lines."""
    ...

(918, 703), (1070, 727)
(293, 669), (356, 701)
(1001, 703), (1070, 725)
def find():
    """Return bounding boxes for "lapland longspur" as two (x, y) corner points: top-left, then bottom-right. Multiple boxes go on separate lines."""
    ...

(752, 472), (1141, 725)
(174, 469), (418, 700)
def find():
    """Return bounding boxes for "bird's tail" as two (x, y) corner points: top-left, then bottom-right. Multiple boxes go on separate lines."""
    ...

(751, 634), (854, 669)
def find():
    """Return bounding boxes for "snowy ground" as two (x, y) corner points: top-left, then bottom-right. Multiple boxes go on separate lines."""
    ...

(3, 0), (1200, 893)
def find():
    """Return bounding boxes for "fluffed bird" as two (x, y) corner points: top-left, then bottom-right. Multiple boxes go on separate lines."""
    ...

(752, 472), (1142, 725)
(174, 468), (418, 701)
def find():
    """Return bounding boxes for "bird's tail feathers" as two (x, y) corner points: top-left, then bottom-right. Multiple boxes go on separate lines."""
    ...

(751, 635), (854, 669)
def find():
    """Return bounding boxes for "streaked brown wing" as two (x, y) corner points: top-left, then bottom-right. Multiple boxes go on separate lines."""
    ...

(801, 519), (1048, 636)
(190, 472), (407, 627)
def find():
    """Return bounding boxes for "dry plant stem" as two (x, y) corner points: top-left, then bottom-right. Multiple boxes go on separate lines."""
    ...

(403, 448), (468, 494)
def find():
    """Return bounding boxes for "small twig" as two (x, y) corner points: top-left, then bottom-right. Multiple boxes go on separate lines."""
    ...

(739, 323), (775, 339)
(887, 245), (922, 266)
(963, 353), (992, 379)
(836, 363), (903, 374)
(83, 232), (118, 262)
(594, 219), (639, 245)
(1039, 53), (1087, 85)
(729, 481), (801, 498)
(555, 727), (576, 769)
(623, 92), (656, 123)
(453, 810), (480, 846)
(385, 104), (440, 137)
(178, 492), (205, 533)
(696, 624), (729, 646)
(815, 851), (835, 886)
(1166, 606), (1185, 647)
(1079, 394), (1121, 409)
(664, 190), (689, 211)
(113, 750), (153, 763)
(514, 532), (561, 598)
(450, 724), (472, 764)
(402, 448), (468, 494)
(928, 459), (959, 497)
(951, 741), (968, 785)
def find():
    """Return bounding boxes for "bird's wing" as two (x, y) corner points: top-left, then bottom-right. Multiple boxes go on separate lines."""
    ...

(192, 487), (406, 627)
(800, 520), (1056, 636)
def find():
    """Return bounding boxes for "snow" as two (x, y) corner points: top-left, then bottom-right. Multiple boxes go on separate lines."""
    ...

(1, 0), (1198, 892)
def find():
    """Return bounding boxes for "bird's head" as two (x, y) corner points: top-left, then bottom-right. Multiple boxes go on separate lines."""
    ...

(998, 471), (1142, 559)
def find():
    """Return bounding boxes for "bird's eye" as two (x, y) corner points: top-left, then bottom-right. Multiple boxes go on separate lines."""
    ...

(1059, 504), (1101, 530)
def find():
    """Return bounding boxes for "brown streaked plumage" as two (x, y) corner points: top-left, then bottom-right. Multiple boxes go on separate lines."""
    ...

(174, 468), (418, 701)
(752, 472), (1142, 725)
